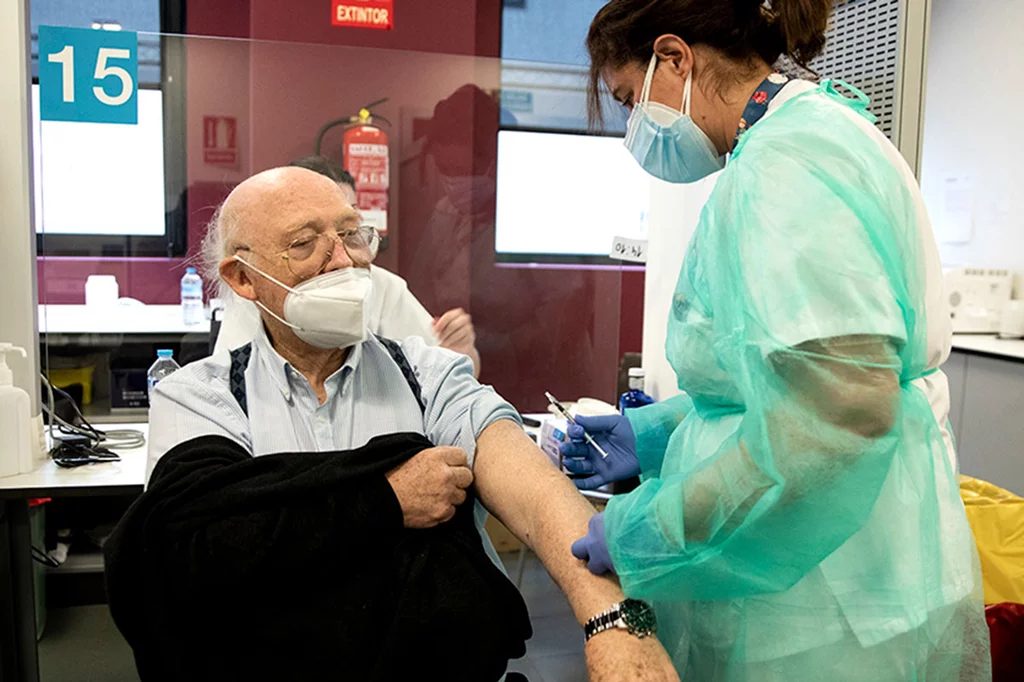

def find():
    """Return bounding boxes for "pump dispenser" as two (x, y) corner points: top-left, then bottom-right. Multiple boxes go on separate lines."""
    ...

(0, 343), (33, 478)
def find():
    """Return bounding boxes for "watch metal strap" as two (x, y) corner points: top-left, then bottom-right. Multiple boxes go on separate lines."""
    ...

(584, 603), (623, 641)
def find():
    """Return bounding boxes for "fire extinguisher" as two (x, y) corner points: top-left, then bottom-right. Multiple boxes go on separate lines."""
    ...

(315, 98), (392, 245)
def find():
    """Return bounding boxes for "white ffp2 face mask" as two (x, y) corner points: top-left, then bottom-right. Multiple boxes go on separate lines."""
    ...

(234, 256), (373, 349)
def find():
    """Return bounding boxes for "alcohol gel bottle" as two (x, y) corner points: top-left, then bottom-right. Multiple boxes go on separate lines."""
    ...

(0, 344), (33, 478)
(147, 350), (181, 403)
(181, 267), (204, 326)
(619, 367), (654, 414)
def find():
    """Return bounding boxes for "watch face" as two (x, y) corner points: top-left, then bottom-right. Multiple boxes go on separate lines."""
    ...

(621, 599), (657, 637)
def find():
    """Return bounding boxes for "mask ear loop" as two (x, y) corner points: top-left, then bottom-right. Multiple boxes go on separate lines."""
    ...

(625, 54), (659, 148)
(233, 255), (304, 332)
(639, 53), (658, 108)
(252, 300), (301, 332)
(682, 69), (693, 117)
(642, 53), (691, 116)
(233, 254), (299, 294)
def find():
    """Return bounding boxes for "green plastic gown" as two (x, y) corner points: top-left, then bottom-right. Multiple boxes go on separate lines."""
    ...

(605, 81), (991, 681)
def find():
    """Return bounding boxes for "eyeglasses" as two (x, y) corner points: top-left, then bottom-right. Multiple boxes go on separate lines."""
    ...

(278, 225), (379, 278)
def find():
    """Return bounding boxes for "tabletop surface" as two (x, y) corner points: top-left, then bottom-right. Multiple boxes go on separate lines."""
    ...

(951, 334), (1024, 362)
(39, 304), (211, 335)
(0, 423), (148, 498)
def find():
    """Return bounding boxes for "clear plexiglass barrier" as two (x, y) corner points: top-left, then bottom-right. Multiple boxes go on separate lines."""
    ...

(33, 30), (645, 423)
(25, 26), (645, 681)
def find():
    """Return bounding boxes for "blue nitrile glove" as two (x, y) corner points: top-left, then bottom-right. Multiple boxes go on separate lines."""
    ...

(558, 414), (640, 491)
(571, 512), (615, 576)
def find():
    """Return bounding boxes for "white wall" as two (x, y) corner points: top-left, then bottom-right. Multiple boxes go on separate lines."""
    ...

(920, 0), (1024, 287)
(640, 174), (718, 401)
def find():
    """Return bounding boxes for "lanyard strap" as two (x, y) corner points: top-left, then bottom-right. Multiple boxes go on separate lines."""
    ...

(732, 72), (792, 151)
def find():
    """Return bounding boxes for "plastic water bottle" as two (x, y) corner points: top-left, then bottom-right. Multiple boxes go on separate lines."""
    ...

(147, 350), (181, 401)
(619, 367), (654, 414)
(181, 267), (204, 326)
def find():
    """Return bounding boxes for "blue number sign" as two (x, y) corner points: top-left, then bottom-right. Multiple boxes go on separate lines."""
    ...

(39, 25), (139, 124)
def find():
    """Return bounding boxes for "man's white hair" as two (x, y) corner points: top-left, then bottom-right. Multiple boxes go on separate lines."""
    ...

(198, 167), (344, 302)
(199, 201), (243, 300)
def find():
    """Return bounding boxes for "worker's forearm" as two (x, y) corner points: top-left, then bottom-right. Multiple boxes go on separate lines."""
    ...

(475, 419), (624, 624)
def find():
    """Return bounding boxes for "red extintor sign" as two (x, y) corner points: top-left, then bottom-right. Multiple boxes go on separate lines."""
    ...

(332, 0), (394, 30)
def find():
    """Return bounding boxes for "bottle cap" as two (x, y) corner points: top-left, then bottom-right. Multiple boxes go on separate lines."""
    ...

(628, 367), (645, 378)
(186, 267), (197, 274)
(157, 349), (174, 358)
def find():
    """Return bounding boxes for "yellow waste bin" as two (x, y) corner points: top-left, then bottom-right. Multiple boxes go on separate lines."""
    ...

(960, 476), (1024, 605)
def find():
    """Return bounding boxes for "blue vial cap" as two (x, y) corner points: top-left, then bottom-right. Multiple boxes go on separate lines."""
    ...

(157, 349), (174, 358)
(185, 267), (197, 274)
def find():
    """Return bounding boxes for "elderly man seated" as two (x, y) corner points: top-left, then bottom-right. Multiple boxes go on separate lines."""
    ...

(213, 155), (483, 378)
(106, 168), (677, 682)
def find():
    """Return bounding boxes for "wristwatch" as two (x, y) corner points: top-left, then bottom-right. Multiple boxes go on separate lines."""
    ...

(584, 599), (657, 642)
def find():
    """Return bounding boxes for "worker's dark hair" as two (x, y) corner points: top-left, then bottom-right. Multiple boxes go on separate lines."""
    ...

(289, 155), (356, 190)
(586, 0), (833, 127)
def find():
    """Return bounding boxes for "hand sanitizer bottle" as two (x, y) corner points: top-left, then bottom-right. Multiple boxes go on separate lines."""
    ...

(0, 344), (33, 478)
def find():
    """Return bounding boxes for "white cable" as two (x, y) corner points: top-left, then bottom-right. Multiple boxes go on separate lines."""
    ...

(100, 429), (146, 449)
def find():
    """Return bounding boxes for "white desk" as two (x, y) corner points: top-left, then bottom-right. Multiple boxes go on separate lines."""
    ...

(0, 423), (148, 682)
(951, 333), (1024, 362)
(38, 304), (210, 335)
(0, 423), (149, 499)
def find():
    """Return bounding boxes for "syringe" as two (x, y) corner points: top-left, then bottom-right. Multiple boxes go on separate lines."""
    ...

(544, 391), (610, 460)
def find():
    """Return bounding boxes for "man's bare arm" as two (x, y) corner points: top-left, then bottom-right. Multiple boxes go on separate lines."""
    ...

(474, 419), (621, 622)
(473, 419), (679, 682)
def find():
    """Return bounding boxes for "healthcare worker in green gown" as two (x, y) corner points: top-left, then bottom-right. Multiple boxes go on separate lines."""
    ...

(560, 1), (992, 680)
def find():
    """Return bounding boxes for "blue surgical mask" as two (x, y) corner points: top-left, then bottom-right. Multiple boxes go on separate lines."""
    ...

(624, 55), (726, 184)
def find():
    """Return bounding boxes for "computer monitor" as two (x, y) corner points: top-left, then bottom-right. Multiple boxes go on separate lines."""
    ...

(494, 129), (650, 265)
(31, 84), (168, 238)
